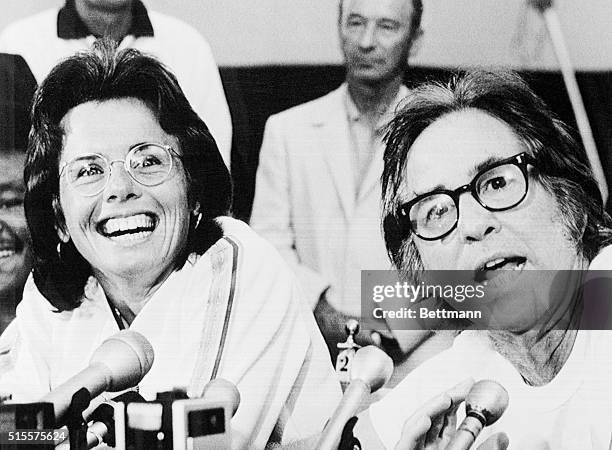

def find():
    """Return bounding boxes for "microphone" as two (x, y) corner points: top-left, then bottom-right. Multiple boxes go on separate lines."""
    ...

(72, 379), (240, 449)
(199, 378), (241, 417)
(445, 380), (509, 450)
(40, 330), (154, 426)
(316, 345), (393, 450)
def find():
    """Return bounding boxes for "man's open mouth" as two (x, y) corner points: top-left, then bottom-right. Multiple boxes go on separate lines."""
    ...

(474, 256), (527, 285)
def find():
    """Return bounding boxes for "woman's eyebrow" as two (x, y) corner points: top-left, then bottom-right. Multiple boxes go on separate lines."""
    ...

(128, 141), (150, 151)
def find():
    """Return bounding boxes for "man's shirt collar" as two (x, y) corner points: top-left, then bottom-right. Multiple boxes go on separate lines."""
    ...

(57, 0), (154, 39)
(344, 83), (409, 128)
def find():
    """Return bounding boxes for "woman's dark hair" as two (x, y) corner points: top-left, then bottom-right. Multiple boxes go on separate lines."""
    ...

(381, 70), (612, 278)
(25, 39), (232, 310)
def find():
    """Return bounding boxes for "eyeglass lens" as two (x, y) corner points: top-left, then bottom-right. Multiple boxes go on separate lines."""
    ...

(410, 162), (527, 239)
(64, 144), (173, 196)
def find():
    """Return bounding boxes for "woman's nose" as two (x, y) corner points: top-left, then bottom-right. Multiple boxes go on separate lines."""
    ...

(103, 161), (141, 202)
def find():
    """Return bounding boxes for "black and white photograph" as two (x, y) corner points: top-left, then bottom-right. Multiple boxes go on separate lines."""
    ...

(1, 1), (612, 449)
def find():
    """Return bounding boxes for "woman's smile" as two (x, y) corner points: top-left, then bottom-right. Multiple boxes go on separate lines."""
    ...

(58, 98), (191, 280)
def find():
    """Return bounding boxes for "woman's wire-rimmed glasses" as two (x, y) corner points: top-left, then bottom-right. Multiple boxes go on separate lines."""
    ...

(397, 152), (536, 241)
(59, 143), (182, 197)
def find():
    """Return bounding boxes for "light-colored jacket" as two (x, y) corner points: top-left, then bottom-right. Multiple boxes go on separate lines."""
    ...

(251, 83), (403, 317)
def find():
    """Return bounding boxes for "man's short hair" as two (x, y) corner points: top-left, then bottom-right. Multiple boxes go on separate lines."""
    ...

(381, 70), (612, 277)
(338, 0), (424, 42)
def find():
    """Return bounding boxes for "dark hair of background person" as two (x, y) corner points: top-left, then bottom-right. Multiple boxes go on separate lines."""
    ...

(25, 39), (233, 311)
(0, 53), (37, 153)
(381, 70), (612, 278)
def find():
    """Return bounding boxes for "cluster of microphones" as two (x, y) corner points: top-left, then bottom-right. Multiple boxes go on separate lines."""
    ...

(0, 330), (239, 449)
(0, 329), (509, 449)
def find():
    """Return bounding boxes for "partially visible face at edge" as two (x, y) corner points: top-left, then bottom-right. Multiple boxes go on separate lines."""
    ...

(339, 0), (419, 85)
(400, 108), (587, 331)
(0, 152), (32, 301)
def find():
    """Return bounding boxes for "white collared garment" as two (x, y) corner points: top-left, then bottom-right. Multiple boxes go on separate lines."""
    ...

(1, 217), (341, 449)
(368, 246), (612, 449)
(345, 86), (406, 194)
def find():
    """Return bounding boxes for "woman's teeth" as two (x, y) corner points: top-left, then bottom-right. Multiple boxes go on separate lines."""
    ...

(109, 230), (153, 243)
(101, 214), (155, 236)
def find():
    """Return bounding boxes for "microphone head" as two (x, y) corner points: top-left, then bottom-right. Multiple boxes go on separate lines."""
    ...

(90, 330), (155, 391)
(465, 380), (509, 426)
(350, 346), (393, 392)
(201, 378), (241, 417)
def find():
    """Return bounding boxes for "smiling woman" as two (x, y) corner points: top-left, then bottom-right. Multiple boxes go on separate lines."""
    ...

(2, 40), (341, 449)
(56, 98), (194, 307)
(0, 151), (31, 333)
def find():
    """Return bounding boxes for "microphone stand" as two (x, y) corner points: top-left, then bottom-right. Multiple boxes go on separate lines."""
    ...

(529, 0), (608, 203)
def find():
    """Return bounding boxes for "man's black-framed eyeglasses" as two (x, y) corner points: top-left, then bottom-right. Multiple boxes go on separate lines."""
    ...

(397, 152), (536, 241)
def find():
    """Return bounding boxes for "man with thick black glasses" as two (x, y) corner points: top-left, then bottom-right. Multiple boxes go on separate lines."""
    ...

(348, 70), (612, 449)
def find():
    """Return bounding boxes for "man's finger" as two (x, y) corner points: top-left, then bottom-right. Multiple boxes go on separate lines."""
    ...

(393, 378), (475, 450)
(477, 432), (510, 450)
(394, 415), (431, 449)
(445, 377), (475, 405)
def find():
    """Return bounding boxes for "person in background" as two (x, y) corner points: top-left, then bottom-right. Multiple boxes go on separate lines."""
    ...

(0, 151), (30, 334)
(250, 0), (437, 375)
(353, 70), (612, 449)
(0, 0), (232, 169)
(0, 150), (32, 376)
(0, 53), (36, 373)
(1, 41), (341, 449)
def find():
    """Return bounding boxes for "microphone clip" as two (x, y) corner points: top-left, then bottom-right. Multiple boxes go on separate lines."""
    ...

(338, 416), (362, 450)
(65, 387), (91, 450)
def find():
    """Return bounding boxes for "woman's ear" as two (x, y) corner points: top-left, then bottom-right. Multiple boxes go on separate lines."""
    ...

(52, 196), (70, 243)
